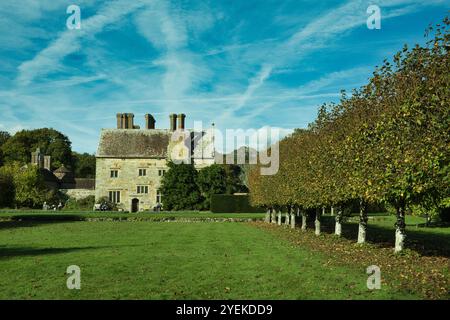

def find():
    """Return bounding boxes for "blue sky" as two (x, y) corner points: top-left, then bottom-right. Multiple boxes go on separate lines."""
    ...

(0, 0), (448, 153)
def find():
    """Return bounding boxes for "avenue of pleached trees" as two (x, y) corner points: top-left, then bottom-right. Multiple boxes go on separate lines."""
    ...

(249, 17), (449, 252)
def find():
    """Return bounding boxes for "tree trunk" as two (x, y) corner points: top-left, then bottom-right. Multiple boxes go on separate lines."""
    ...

(265, 208), (271, 223)
(271, 209), (276, 224)
(285, 209), (290, 226)
(301, 210), (307, 231)
(322, 206), (326, 216)
(277, 211), (282, 225)
(335, 221), (342, 236)
(290, 213), (296, 229)
(394, 202), (406, 253)
(334, 206), (342, 236)
(330, 206), (334, 216)
(358, 199), (368, 244)
(315, 208), (321, 236)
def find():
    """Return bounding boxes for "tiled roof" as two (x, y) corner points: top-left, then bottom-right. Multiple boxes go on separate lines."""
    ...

(96, 129), (171, 158)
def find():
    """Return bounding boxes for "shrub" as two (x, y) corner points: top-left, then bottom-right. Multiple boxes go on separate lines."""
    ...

(96, 196), (117, 211)
(64, 195), (95, 211)
(0, 172), (14, 208)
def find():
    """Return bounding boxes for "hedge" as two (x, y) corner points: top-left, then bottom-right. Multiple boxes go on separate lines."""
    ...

(210, 194), (264, 213)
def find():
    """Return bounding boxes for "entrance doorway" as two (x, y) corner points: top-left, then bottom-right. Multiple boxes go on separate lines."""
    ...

(131, 198), (139, 212)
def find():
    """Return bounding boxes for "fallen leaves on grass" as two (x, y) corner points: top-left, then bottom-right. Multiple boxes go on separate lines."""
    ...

(250, 222), (449, 300)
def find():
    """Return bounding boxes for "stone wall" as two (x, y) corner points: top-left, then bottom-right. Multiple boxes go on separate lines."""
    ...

(95, 158), (167, 212)
(61, 188), (95, 200)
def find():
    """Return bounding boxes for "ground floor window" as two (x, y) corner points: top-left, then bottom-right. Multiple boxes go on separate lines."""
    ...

(156, 190), (162, 203)
(108, 191), (121, 203)
(137, 185), (149, 194)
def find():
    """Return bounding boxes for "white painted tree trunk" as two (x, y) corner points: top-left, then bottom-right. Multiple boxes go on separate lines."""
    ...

(335, 221), (342, 236)
(330, 206), (334, 216)
(277, 211), (282, 225)
(271, 210), (276, 224)
(394, 202), (406, 253)
(358, 224), (366, 244)
(315, 210), (321, 236)
(395, 228), (406, 252)
(395, 228), (406, 253)
(285, 211), (290, 226)
(301, 213), (307, 231)
(265, 209), (271, 223)
(322, 206), (326, 216)
(357, 199), (368, 244)
(315, 219), (321, 235)
(290, 214), (295, 229)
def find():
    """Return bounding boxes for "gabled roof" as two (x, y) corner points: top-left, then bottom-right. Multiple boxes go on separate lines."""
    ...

(54, 165), (71, 173)
(38, 168), (59, 183)
(96, 129), (172, 158)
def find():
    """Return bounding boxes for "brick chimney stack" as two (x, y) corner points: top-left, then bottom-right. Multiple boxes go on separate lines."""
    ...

(145, 114), (156, 129)
(169, 114), (177, 131)
(177, 114), (186, 130)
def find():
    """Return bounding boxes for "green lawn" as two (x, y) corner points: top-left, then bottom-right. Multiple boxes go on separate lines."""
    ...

(0, 210), (265, 221)
(0, 220), (419, 300)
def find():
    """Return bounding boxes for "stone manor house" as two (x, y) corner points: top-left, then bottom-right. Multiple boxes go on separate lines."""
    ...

(95, 113), (215, 212)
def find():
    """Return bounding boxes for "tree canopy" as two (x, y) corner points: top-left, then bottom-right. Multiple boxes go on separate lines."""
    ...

(249, 17), (450, 251)
(160, 161), (203, 210)
(1, 128), (73, 170)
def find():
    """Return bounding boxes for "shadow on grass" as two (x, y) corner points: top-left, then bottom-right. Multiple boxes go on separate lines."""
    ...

(315, 216), (450, 258)
(0, 219), (77, 231)
(0, 245), (100, 260)
(0, 244), (143, 260)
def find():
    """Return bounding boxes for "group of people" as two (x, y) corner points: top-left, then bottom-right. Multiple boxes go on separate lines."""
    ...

(42, 201), (63, 211)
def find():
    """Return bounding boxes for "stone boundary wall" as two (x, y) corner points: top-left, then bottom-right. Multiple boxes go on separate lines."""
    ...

(0, 216), (262, 223)
(61, 189), (95, 200)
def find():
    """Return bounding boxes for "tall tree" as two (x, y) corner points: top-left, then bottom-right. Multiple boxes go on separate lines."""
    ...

(72, 152), (96, 178)
(0, 131), (11, 166)
(1, 128), (73, 169)
(197, 164), (227, 209)
(160, 161), (203, 210)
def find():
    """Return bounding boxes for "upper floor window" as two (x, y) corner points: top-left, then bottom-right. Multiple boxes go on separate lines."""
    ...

(137, 185), (149, 194)
(139, 169), (147, 176)
(158, 169), (166, 177)
(109, 191), (121, 203)
(110, 170), (118, 178)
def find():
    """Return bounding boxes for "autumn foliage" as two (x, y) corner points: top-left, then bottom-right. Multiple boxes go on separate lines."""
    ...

(249, 18), (450, 251)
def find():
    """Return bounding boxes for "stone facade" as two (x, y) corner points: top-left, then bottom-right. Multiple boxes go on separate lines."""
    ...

(95, 113), (215, 212)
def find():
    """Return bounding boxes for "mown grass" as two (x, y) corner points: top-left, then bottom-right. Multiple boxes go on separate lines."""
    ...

(323, 215), (450, 257)
(0, 211), (265, 221)
(0, 220), (419, 300)
(257, 214), (449, 299)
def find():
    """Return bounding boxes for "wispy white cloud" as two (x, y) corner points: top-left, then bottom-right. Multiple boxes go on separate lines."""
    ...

(0, 0), (447, 153)
(16, 0), (147, 86)
(215, 0), (444, 127)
